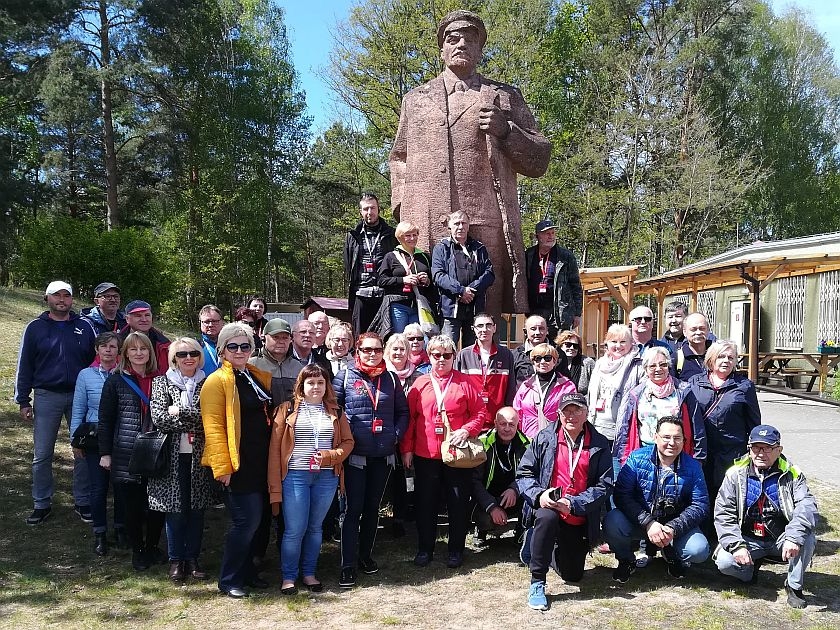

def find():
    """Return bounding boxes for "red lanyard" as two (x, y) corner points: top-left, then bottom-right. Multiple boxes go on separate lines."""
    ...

(539, 252), (551, 280)
(360, 376), (382, 412)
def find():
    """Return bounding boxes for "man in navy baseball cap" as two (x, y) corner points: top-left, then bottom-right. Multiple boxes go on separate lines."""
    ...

(714, 424), (818, 609)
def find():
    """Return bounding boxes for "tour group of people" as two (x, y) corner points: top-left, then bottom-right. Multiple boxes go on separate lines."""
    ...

(15, 195), (818, 610)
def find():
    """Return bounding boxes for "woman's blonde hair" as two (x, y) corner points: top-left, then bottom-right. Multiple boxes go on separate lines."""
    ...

(118, 331), (157, 374)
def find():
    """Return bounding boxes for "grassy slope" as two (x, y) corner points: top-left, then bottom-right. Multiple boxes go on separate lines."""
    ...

(0, 287), (839, 629)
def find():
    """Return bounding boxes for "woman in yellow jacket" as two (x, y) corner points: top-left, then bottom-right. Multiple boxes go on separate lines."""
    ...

(201, 323), (273, 599)
(268, 363), (353, 594)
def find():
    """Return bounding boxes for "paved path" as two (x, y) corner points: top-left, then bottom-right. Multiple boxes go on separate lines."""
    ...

(755, 391), (840, 487)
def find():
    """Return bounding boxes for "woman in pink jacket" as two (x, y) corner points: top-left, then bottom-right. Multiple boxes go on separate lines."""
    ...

(513, 343), (577, 438)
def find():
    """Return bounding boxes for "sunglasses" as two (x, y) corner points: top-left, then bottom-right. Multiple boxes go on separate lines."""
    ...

(406, 336), (424, 342)
(562, 342), (580, 349)
(430, 351), (454, 360)
(225, 342), (252, 353)
(358, 347), (384, 354)
(175, 350), (202, 359)
(632, 316), (653, 323)
(532, 355), (555, 363)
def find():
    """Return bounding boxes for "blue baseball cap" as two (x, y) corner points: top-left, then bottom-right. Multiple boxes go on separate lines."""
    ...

(748, 425), (781, 446)
(535, 220), (558, 233)
(125, 300), (151, 314)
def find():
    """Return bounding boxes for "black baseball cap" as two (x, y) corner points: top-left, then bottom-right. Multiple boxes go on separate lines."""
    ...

(535, 220), (558, 233)
(557, 392), (588, 411)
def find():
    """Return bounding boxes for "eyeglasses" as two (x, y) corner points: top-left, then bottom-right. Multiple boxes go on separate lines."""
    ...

(750, 444), (778, 454)
(200, 319), (221, 325)
(473, 322), (495, 329)
(98, 294), (120, 301)
(632, 316), (653, 323)
(406, 336), (424, 342)
(430, 351), (454, 360)
(225, 342), (252, 353)
(562, 342), (580, 349)
(240, 320), (256, 327)
(646, 362), (670, 370)
(658, 435), (684, 443)
(532, 355), (555, 363)
(332, 337), (351, 344)
(175, 350), (202, 359)
(358, 347), (383, 354)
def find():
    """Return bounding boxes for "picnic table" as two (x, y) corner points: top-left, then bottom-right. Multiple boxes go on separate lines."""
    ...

(753, 352), (840, 396)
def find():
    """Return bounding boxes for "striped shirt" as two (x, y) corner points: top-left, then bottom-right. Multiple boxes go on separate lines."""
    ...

(289, 401), (334, 470)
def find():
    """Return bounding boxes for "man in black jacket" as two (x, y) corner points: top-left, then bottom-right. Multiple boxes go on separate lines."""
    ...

(524, 220), (583, 338)
(516, 393), (612, 611)
(344, 193), (398, 337)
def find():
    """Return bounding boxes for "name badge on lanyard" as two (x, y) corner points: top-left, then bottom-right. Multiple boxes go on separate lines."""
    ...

(431, 375), (453, 437)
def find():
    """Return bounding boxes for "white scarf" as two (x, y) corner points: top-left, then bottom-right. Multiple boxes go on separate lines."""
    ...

(166, 367), (206, 409)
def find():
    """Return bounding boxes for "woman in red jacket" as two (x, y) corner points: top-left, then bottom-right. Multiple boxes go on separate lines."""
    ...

(401, 335), (488, 569)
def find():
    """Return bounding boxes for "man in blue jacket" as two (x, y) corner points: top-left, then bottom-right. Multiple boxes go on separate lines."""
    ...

(432, 210), (495, 346)
(16, 281), (97, 525)
(604, 415), (710, 583)
(81, 282), (126, 334)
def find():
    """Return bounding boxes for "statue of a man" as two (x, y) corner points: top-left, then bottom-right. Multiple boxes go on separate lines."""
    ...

(389, 9), (551, 315)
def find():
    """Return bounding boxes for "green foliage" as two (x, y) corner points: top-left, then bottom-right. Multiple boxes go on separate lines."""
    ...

(14, 216), (174, 311)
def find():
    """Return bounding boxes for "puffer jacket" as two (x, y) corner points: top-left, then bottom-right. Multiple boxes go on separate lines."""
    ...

(689, 371), (761, 488)
(615, 444), (709, 539)
(200, 361), (273, 479)
(614, 379), (706, 463)
(147, 375), (213, 512)
(333, 366), (409, 458)
(715, 453), (817, 553)
(70, 364), (115, 437)
(97, 371), (152, 484)
(513, 373), (577, 439)
(515, 423), (613, 548)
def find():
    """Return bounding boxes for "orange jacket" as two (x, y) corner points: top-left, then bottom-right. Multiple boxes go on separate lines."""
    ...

(267, 400), (354, 511)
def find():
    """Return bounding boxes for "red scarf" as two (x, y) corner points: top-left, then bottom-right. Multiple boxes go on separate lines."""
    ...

(355, 354), (387, 378)
(408, 349), (430, 367)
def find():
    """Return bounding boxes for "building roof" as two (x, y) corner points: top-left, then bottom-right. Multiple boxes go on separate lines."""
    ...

(633, 231), (840, 295)
(301, 296), (349, 311)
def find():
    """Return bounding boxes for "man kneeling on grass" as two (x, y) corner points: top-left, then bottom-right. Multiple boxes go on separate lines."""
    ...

(713, 425), (817, 609)
(516, 393), (612, 611)
(604, 415), (710, 583)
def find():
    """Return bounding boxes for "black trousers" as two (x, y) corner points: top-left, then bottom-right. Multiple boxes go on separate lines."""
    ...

(341, 457), (391, 568)
(352, 295), (380, 337)
(529, 507), (588, 583)
(115, 480), (165, 554)
(413, 456), (472, 555)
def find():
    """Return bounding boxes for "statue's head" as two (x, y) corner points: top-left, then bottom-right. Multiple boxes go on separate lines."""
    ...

(437, 10), (486, 74)
(437, 10), (487, 48)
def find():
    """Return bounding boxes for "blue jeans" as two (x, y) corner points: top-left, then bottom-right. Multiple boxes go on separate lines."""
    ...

(603, 509), (710, 564)
(219, 490), (264, 590)
(390, 302), (419, 334)
(341, 457), (391, 568)
(84, 449), (110, 533)
(281, 469), (339, 581)
(714, 530), (816, 590)
(33, 389), (89, 509)
(441, 318), (475, 348)
(166, 454), (205, 561)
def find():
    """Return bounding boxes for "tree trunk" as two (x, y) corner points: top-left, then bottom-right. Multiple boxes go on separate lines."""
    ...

(99, 0), (119, 229)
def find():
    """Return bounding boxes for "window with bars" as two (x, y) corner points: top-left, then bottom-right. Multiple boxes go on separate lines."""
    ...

(775, 276), (806, 350)
(818, 270), (840, 342)
(697, 291), (716, 330)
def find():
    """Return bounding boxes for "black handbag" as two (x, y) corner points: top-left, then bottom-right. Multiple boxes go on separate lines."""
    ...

(128, 430), (170, 477)
(123, 374), (171, 478)
(71, 422), (98, 451)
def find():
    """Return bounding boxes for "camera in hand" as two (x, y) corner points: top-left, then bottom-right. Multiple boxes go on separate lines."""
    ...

(549, 487), (563, 502)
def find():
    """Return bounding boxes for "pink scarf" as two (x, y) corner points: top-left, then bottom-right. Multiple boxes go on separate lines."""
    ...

(645, 375), (676, 399)
(387, 360), (415, 382)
